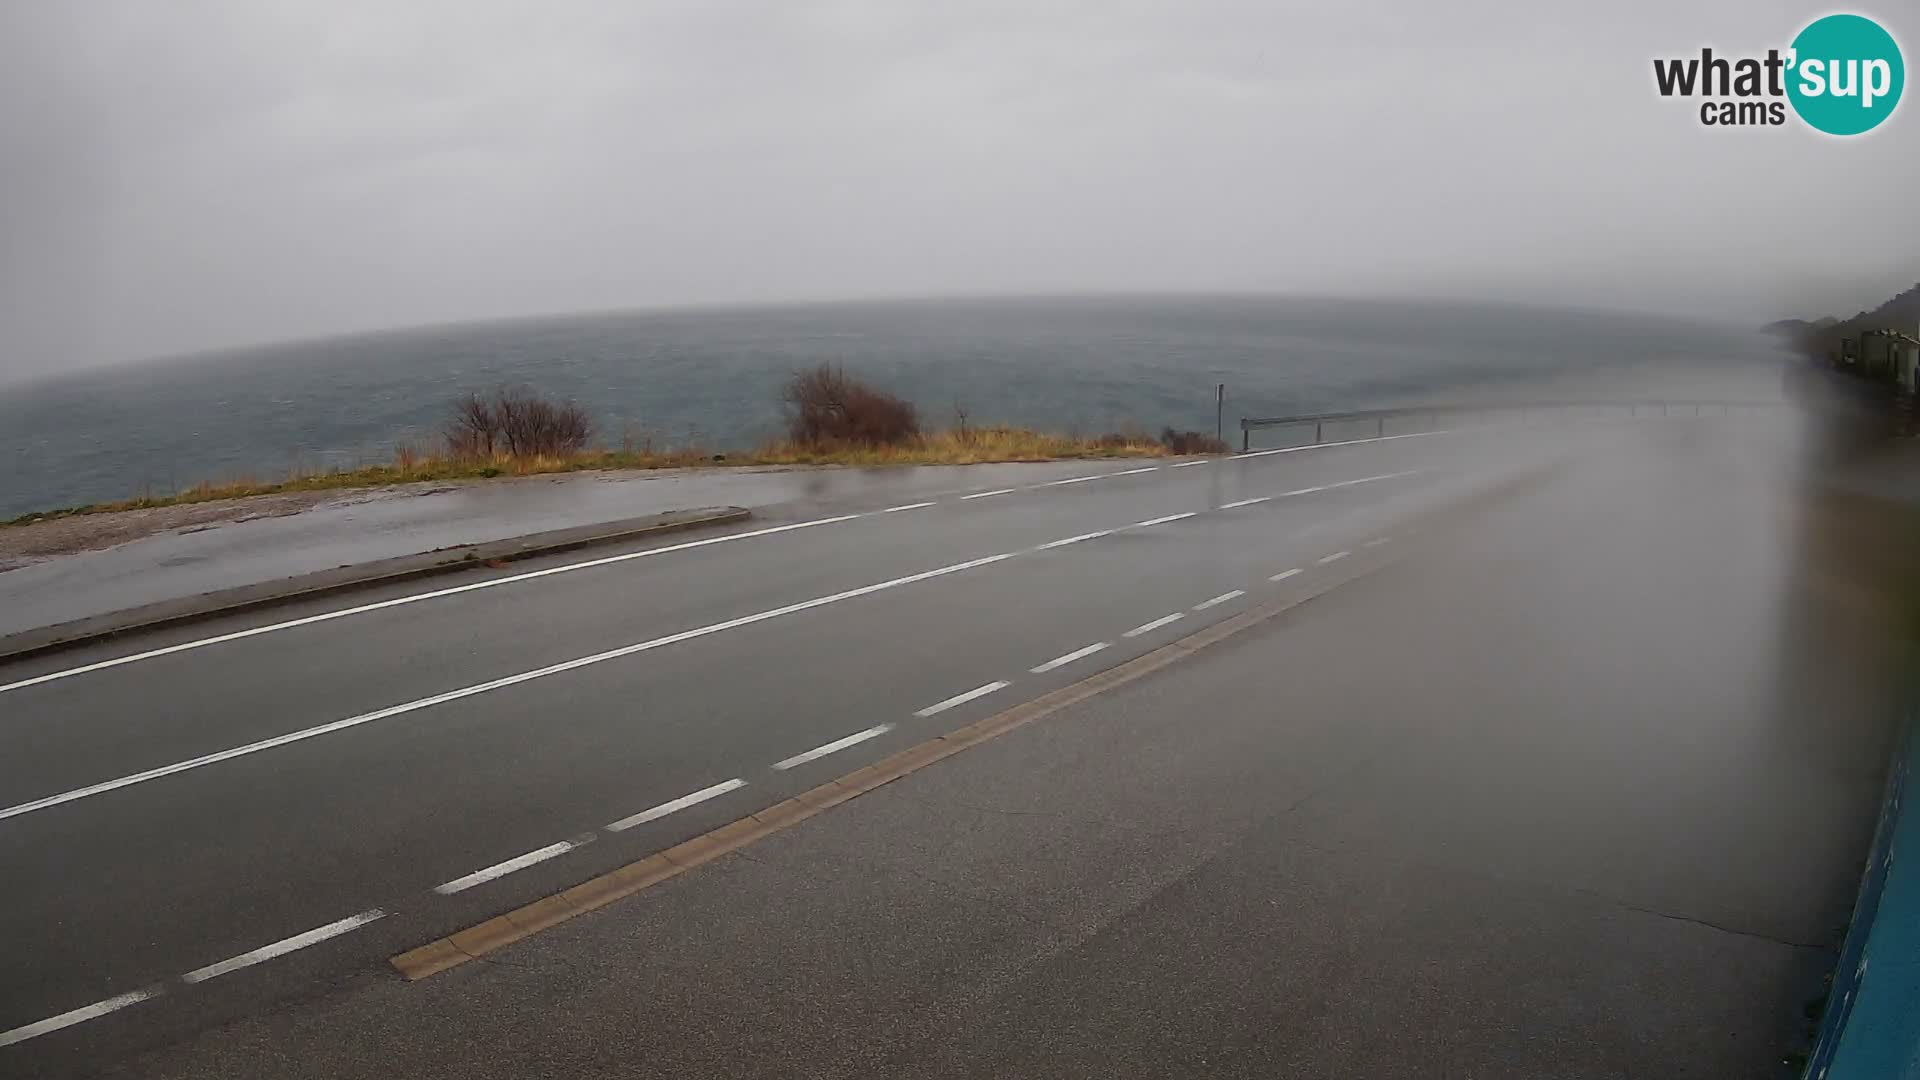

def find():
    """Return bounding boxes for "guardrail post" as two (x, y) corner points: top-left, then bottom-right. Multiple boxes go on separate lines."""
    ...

(1315, 420), (1323, 444)
(1241, 420), (1249, 454)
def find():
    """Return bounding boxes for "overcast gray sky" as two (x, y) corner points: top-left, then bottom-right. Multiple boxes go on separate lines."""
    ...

(0, 0), (1913, 380)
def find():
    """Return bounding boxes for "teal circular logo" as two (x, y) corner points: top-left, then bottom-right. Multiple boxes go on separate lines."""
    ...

(1787, 14), (1904, 135)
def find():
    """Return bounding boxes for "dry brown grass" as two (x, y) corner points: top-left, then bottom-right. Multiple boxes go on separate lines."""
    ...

(753, 426), (1170, 466)
(4, 427), (1190, 527)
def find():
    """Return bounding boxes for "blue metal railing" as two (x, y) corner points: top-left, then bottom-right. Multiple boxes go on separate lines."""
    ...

(1806, 715), (1920, 1079)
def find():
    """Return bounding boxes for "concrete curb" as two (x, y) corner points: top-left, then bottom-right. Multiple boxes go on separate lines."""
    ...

(0, 506), (752, 665)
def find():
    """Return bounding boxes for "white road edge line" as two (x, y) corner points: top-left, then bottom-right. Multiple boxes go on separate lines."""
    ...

(770, 724), (894, 771)
(605, 778), (748, 832)
(1317, 551), (1350, 565)
(181, 910), (385, 985)
(1218, 496), (1269, 509)
(0, 552), (1019, 822)
(960, 488), (1016, 500)
(0, 513), (865, 698)
(0, 987), (160, 1048)
(914, 681), (1010, 718)
(1238, 428), (1449, 458)
(1193, 590), (1246, 611)
(1123, 613), (1185, 638)
(1269, 568), (1304, 582)
(881, 501), (937, 513)
(1029, 641), (1109, 674)
(433, 841), (581, 895)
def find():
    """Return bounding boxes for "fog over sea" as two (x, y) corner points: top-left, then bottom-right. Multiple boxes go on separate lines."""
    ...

(0, 296), (1786, 520)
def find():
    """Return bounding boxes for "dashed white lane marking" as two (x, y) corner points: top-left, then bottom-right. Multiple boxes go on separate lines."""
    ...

(881, 501), (937, 513)
(771, 724), (894, 770)
(1317, 550), (1351, 565)
(0, 552), (1019, 822)
(961, 488), (1016, 500)
(914, 680), (1010, 718)
(1363, 537), (1391, 548)
(1238, 429), (1447, 458)
(1044, 474), (1101, 486)
(1170, 459), (1210, 468)
(1029, 642), (1110, 674)
(1129, 511), (1197, 529)
(1218, 496), (1270, 509)
(1, 467), (1421, 822)
(1036, 530), (1113, 550)
(1269, 568), (1304, 582)
(1193, 590), (1246, 611)
(1108, 466), (1161, 476)
(434, 841), (583, 895)
(1123, 613), (1186, 638)
(0, 513), (864, 698)
(605, 778), (748, 832)
(181, 910), (386, 985)
(0, 987), (160, 1048)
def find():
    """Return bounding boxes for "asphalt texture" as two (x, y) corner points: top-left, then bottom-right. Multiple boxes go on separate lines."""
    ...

(0, 409), (1906, 1078)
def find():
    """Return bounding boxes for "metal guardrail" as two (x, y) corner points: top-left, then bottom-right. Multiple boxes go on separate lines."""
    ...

(1237, 400), (1786, 453)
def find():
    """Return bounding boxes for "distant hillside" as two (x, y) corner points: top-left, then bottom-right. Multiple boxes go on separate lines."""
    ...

(1778, 283), (1920, 360)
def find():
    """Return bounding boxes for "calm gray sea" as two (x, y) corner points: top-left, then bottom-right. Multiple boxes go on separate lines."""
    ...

(0, 296), (1782, 520)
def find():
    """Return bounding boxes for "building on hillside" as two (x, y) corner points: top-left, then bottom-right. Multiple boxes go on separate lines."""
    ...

(1859, 328), (1920, 392)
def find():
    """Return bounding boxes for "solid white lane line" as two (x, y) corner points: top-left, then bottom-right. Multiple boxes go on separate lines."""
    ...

(961, 488), (1016, 500)
(605, 778), (748, 832)
(1218, 496), (1269, 509)
(1123, 613), (1185, 638)
(0, 988), (160, 1048)
(1363, 536), (1391, 548)
(914, 681), (1010, 718)
(0, 552), (1019, 822)
(1269, 568), (1304, 582)
(1170, 459), (1210, 467)
(1193, 590), (1246, 611)
(1238, 429), (1448, 458)
(1036, 530), (1112, 550)
(181, 910), (385, 985)
(1030, 642), (1109, 674)
(1317, 551), (1350, 564)
(1130, 512), (1196, 529)
(434, 841), (581, 895)
(881, 501), (937, 513)
(770, 724), (894, 771)
(0, 513), (865, 698)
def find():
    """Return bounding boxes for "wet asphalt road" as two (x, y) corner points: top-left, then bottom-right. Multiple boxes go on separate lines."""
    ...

(0, 410), (1905, 1078)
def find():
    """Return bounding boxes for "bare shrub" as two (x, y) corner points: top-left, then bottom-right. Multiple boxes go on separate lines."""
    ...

(446, 387), (592, 458)
(782, 364), (919, 446)
(1159, 427), (1229, 454)
(446, 392), (498, 458)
